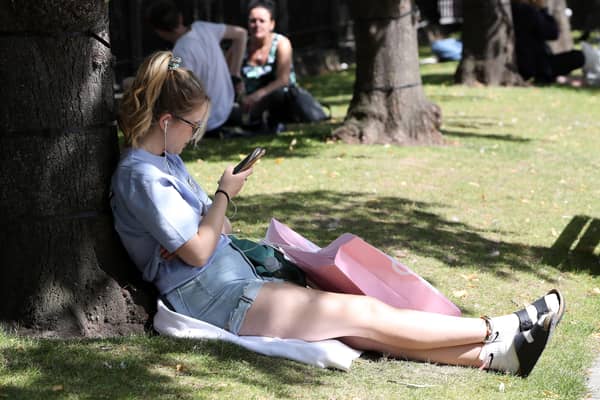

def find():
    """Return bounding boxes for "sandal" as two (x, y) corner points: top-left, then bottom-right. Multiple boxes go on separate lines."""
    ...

(514, 312), (558, 377)
(481, 312), (558, 377)
(514, 289), (565, 331)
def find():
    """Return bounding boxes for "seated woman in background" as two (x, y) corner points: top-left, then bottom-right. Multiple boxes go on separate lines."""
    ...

(112, 50), (566, 379)
(240, 0), (325, 131)
(240, 0), (296, 130)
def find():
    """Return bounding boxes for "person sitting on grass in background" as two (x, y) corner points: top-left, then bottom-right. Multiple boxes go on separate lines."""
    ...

(240, 0), (295, 131)
(112, 50), (566, 378)
(511, 0), (600, 85)
(145, 0), (247, 134)
(241, 0), (328, 131)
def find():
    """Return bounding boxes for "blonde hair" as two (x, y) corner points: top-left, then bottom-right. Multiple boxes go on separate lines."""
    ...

(118, 51), (210, 147)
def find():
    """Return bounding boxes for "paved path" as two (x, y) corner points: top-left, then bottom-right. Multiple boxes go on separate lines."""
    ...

(588, 355), (600, 400)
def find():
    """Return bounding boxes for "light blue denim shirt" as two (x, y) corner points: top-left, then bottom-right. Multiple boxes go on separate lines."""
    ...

(110, 148), (230, 294)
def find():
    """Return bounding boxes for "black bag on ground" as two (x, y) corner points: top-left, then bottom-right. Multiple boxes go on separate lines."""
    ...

(286, 86), (330, 123)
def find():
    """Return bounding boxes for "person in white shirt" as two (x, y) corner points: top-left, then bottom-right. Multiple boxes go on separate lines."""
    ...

(146, 0), (247, 132)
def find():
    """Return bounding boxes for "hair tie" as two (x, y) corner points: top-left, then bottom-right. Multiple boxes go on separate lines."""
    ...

(168, 56), (182, 71)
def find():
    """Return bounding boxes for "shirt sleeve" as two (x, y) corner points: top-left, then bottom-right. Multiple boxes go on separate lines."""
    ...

(125, 173), (201, 253)
(199, 21), (226, 41)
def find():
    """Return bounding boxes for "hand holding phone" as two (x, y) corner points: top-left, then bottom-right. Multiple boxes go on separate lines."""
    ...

(233, 147), (266, 174)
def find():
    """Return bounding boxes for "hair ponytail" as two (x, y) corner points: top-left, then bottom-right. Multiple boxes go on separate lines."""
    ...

(118, 51), (209, 148)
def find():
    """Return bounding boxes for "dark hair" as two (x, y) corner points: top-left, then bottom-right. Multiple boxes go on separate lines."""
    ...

(247, 0), (276, 20)
(145, 0), (181, 32)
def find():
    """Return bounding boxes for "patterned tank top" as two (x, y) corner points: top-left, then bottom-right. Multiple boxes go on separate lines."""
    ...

(241, 33), (297, 95)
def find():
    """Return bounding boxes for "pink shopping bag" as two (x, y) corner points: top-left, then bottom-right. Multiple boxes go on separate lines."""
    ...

(265, 218), (461, 316)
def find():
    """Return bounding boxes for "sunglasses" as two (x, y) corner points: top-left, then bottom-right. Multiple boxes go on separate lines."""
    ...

(172, 114), (204, 138)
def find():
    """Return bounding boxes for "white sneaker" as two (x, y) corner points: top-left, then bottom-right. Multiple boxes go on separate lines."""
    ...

(483, 289), (564, 345)
(480, 312), (557, 377)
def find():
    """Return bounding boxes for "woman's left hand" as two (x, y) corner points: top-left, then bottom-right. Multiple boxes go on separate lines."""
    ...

(160, 246), (177, 261)
(241, 90), (264, 112)
(218, 165), (253, 199)
(234, 80), (246, 99)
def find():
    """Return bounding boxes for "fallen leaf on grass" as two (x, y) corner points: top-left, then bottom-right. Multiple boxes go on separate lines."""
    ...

(393, 249), (408, 259)
(589, 288), (600, 296)
(542, 389), (560, 398)
(489, 249), (500, 257)
(51, 385), (64, 392)
(460, 273), (479, 282)
(275, 157), (284, 165)
(453, 290), (467, 298)
(175, 364), (185, 372)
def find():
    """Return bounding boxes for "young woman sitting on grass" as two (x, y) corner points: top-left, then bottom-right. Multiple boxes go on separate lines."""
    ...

(111, 50), (566, 378)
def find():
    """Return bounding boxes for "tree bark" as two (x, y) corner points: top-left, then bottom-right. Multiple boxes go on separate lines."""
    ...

(455, 0), (523, 85)
(546, 0), (573, 54)
(0, 1), (154, 337)
(333, 0), (443, 145)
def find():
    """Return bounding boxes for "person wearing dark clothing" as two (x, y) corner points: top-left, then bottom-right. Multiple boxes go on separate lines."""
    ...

(511, 0), (586, 83)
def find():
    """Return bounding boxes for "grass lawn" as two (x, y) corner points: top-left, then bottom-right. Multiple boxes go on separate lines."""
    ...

(2, 60), (600, 400)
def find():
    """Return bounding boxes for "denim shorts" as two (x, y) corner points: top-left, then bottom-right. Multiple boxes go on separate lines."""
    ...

(164, 243), (270, 334)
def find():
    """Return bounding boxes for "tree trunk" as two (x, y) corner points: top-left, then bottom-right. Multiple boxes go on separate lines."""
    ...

(333, 0), (443, 145)
(455, 0), (523, 85)
(546, 0), (573, 54)
(0, 1), (155, 337)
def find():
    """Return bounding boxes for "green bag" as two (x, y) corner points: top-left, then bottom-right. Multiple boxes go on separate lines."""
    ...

(229, 235), (306, 287)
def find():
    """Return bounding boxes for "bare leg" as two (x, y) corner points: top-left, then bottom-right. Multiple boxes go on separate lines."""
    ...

(239, 282), (487, 352)
(341, 336), (483, 368)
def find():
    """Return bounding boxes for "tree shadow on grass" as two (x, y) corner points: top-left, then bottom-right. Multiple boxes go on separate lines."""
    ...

(234, 191), (561, 283)
(0, 335), (330, 400)
(237, 192), (599, 276)
(542, 215), (600, 276)
(442, 129), (532, 143)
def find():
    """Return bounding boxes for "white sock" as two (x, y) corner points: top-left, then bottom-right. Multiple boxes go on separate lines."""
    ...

(481, 313), (554, 375)
(487, 314), (520, 343)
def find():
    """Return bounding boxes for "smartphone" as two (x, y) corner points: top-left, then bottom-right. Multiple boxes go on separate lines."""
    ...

(233, 147), (266, 174)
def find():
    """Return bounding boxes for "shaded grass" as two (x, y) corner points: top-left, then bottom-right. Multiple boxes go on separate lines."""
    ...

(2, 60), (600, 399)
